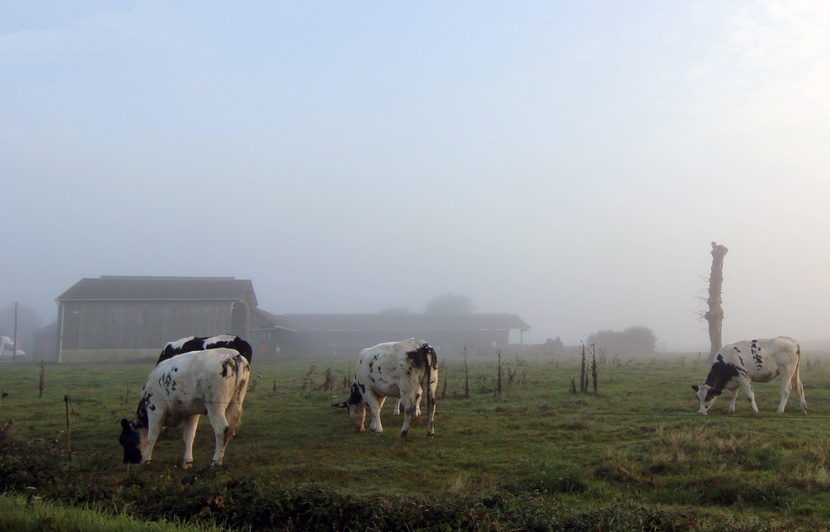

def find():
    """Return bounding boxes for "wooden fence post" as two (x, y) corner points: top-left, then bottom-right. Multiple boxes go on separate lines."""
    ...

(64, 395), (72, 461)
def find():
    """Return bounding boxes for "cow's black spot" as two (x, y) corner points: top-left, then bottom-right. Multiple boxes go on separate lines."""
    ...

(221, 357), (236, 378)
(135, 392), (152, 428)
(733, 347), (742, 353)
(704, 360), (740, 393)
(368, 361), (374, 373)
(156, 335), (253, 366)
(404, 343), (439, 371)
(348, 383), (363, 404)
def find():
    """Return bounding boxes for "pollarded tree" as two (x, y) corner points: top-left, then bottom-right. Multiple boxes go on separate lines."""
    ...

(704, 242), (728, 357)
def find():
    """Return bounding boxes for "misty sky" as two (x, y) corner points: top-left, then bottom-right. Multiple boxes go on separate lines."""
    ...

(2, 1), (829, 351)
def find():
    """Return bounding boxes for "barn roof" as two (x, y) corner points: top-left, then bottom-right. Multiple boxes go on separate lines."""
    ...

(252, 307), (297, 332)
(280, 313), (530, 333)
(57, 276), (258, 306)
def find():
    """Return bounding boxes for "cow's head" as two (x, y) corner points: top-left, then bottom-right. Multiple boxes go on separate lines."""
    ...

(691, 384), (721, 415)
(119, 418), (146, 463)
(331, 383), (366, 432)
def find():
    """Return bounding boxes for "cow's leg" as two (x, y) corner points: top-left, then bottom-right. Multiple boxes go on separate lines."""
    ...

(182, 414), (200, 469)
(727, 388), (739, 414)
(365, 393), (384, 434)
(393, 398), (402, 416)
(738, 378), (760, 413)
(206, 407), (230, 466)
(794, 370), (807, 415)
(399, 393), (418, 436)
(141, 421), (161, 464)
(776, 366), (794, 414)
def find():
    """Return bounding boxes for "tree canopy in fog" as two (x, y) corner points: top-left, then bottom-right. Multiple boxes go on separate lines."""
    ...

(587, 326), (657, 355)
(424, 294), (474, 315)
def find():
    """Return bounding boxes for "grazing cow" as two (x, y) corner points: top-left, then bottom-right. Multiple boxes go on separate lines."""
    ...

(157, 335), (253, 365)
(333, 339), (438, 436)
(692, 336), (807, 415)
(119, 348), (250, 468)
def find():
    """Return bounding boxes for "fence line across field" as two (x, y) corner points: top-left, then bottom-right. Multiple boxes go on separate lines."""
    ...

(102, 397), (826, 419)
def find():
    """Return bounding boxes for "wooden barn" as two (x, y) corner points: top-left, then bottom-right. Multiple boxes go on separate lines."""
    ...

(55, 276), (257, 363)
(274, 313), (531, 356)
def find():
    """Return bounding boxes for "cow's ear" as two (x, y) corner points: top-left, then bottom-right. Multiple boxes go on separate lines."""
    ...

(691, 385), (699, 392)
(711, 389), (722, 397)
(332, 401), (349, 409)
(120, 418), (132, 430)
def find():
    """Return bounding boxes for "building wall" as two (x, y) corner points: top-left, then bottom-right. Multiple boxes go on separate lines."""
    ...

(59, 300), (237, 351)
(60, 348), (159, 364)
(283, 329), (511, 357)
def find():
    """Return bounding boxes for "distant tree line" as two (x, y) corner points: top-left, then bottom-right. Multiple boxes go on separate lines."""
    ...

(587, 326), (657, 354)
(379, 293), (475, 315)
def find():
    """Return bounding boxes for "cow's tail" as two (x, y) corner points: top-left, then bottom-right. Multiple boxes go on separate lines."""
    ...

(426, 347), (437, 419)
(228, 355), (249, 437)
(793, 341), (807, 414)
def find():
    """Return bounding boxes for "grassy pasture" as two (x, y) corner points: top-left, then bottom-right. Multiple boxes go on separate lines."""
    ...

(1, 350), (830, 530)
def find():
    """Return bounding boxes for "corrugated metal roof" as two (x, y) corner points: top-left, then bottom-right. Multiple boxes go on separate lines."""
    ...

(57, 276), (257, 306)
(280, 313), (530, 332)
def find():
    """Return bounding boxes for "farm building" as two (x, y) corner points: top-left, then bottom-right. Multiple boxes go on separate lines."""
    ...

(51, 275), (532, 362)
(273, 313), (531, 356)
(55, 276), (257, 363)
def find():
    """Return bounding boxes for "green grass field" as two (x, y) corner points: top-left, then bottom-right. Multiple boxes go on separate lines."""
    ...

(1, 350), (828, 530)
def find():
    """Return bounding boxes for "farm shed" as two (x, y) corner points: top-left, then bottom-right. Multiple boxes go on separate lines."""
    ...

(55, 276), (257, 363)
(249, 307), (296, 358)
(276, 313), (531, 356)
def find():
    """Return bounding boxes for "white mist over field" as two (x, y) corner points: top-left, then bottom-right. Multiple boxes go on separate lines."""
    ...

(2, 1), (829, 351)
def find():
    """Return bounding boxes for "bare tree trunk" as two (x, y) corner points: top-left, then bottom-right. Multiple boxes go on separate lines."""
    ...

(705, 241), (729, 357)
(591, 343), (598, 393)
(580, 343), (588, 394)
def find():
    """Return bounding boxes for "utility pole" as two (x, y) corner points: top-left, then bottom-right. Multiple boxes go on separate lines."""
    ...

(13, 301), (18, 359)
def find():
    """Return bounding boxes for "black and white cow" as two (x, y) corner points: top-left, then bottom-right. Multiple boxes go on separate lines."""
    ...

(157, 335), (253, 365)
(333, 339), (438, 436)
(692, 336), (807, 415)
(119, 348), (250, 468)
